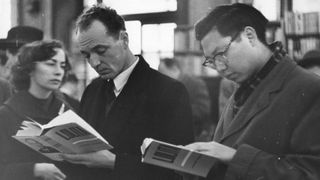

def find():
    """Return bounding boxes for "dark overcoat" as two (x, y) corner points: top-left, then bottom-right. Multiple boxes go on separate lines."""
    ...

(0, 91), (85, 180)
(79, 56), (194, 180)
(208, 58), (320, 180)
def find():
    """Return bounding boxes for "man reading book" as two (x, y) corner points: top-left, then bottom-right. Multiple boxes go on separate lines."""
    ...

(184, 3), (320, 180)
(60, 5), (194, 180)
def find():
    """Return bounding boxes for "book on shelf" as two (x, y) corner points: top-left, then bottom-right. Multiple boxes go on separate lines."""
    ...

(285, 11), (320, 35)
(141, 138), (217, 177)
(287, 37), (320, 60)
(294, 12), (304, 35)
(13, 110), (113, 161)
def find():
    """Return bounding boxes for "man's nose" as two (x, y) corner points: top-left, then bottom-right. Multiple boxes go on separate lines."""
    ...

(88, 54), (101, 68)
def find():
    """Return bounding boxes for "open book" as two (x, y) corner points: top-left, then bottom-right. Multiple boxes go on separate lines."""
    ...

(13, 110), (113, 161)
(141, 138), (216, 177)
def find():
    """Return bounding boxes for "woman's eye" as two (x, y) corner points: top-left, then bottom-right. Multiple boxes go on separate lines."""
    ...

(45, 62), (55, 66)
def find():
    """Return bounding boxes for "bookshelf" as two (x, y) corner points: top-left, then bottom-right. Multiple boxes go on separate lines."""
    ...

(283, 11), (320, 60)
(173, 1), (320, 75)
(174, 26), (218, 77)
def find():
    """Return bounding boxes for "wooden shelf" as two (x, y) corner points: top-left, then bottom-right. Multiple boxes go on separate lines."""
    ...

(286, 34), (320, 39)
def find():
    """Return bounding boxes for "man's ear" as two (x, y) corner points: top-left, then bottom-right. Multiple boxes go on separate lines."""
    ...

(243, 26), (258, 46)
(119, 31), (129, 48)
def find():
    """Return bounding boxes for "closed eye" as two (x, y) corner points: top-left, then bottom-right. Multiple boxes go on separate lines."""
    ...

(43, 59), (67, 70)
(93, 45), (108, 55)
(44, 59), (56, 66)
(212, 51), (224, 58)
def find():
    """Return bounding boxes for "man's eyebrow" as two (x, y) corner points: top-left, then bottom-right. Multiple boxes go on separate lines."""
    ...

(92, 44), (109, 51)
(80, 50), (89, 55)
(210, 44), (227, 56)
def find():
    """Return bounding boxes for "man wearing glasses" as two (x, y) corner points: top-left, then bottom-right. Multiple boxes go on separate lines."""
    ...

(184, 3), (320, 180)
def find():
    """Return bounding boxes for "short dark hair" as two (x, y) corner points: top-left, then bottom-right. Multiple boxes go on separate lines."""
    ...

(76, 5), (126, 39)
(195, 3), (268, 44)
(11, 40), (70, 91)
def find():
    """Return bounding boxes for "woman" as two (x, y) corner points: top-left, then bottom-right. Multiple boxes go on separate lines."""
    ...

(0, 40), (85, 180)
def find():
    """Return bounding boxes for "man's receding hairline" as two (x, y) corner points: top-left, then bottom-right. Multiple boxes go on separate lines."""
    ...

(76, 20), (122, 40)
(77, 20), (108, 34)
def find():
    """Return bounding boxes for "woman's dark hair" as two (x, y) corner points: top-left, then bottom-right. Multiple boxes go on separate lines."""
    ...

(11, 40), (71, 91)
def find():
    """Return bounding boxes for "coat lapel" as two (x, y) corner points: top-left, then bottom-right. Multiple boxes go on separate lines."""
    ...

(109, 55), (149, 119)
(99, 56), (150, 145)
(217, 58), (296, 143)
(214, 93), (235, 141)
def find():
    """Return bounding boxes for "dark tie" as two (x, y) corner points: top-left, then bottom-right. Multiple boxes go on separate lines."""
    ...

(105, 79), (116, 117)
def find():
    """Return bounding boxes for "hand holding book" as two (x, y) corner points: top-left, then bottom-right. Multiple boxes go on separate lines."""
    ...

(141, 138), (217, 177)
(13, 110), (113, 161)
(141, 138), (236, 177)
(185, 141), (236, 164)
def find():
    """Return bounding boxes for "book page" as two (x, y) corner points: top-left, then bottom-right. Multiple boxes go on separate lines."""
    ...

(13, 110), (113, 161)
(15, 118), (43, 136)
(13, 136), (64, 161)
(43, 110), (109, 144)
(44, 123), (112, 153)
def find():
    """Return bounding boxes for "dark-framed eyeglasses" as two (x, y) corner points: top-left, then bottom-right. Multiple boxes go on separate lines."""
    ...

(202, 32), (239, 70)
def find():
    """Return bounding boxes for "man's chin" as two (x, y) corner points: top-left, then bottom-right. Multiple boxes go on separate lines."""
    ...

(100, 74), (112, 80)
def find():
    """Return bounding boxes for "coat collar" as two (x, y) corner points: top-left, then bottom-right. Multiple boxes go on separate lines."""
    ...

(4, 91), (63, 124)
(216, 57), (297, 142)
(103, 55), (150, 117)
(119, 55), (150, 95)
(91, 56), (151, 146)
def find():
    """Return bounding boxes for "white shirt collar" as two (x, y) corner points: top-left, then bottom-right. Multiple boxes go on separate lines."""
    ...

(112, 56), (139, 96)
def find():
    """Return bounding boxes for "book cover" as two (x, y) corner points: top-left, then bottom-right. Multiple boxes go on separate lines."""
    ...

(141, 138), (216, 177)
(13, 110), (113, 161)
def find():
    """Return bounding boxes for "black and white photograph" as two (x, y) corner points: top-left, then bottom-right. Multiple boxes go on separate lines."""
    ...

(0, 0), (320, 179)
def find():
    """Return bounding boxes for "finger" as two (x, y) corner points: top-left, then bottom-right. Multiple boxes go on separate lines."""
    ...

(64, 159), (85, 164)
(53, 175), (65, 180)
(54, 171), (66, 180)
(60, 154), (84, 162)
(185, 142), (206, 150)
(63, 158), (87, 165)
(55, 175), (66, 180)
(52, 165), (66, 179)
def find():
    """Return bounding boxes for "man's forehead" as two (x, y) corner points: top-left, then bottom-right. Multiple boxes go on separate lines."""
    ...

(79, 20), (108, 35)
(77, 32), (103, 51)
(76, 21), (109, 50)
(201, 30), (228, 54)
